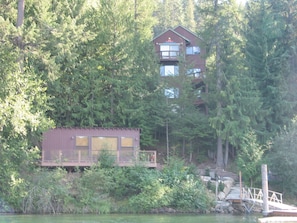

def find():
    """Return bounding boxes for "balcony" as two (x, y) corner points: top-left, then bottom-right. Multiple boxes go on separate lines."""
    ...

(41, 149), (157, 168)
(158, 50), (180, 61)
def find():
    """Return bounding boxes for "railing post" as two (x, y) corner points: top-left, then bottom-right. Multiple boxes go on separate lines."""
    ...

(262, 164), (269, 216)
(42, 150), (45, 164)
(78, 150), (81, 164)
(59, 150), (62, 163)
(239, 171), (242, 201)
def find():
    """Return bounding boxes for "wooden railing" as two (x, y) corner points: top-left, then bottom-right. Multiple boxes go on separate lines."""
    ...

(159, 50), (180, 60)
(242, 187), (283, 204)
(41, 149), (157, 168)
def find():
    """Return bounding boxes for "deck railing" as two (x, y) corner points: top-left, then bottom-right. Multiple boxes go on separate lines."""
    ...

(41, 149), (157, 168)
(158, 50), (180, 60)
(242, 187), (283, 204)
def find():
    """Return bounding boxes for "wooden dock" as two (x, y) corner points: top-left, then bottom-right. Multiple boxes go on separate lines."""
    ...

(259, 217), (297, 223)
(267, 210), (297, 217)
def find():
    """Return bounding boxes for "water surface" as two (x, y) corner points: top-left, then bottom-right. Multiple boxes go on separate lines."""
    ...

(0, 214), (260, 223)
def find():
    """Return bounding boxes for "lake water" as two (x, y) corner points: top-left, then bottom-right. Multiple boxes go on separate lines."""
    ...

(0, 214), (261, 223)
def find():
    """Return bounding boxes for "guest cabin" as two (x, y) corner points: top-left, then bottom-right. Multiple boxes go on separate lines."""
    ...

(41, 128), (157, 168)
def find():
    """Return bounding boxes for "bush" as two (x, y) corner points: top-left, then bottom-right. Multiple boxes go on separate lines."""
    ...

(74, 166), (114, 213)
(128, 157), (213, 212)
(170, 175), (213, 211)
(22, 168), (71, 214)
(129, 179), (172, 212)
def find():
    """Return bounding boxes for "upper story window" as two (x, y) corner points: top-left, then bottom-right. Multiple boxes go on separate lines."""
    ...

(186, 46), (200, 55)
(164, 88), (179, 98)
(160, 43), (180, 59)
(160, 65), (179, 76)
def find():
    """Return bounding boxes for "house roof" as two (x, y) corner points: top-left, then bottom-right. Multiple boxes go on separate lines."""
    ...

(153, 28), (191, 44)
(173, 25), (204, 42)
(174, 25), (197, 37)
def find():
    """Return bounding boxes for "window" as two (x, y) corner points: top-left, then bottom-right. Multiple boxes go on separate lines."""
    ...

(187, 68), (201, 77)
(160, 43), (179, 59)
(76, 136), (89, 150)
(121, 137), (133, 147)
(195, 89), (202, 98)
(164, 88), (179, 98)
(160, 65), (179, 76)
(120, 137), (134, 162)
(186, 46), (200, 55)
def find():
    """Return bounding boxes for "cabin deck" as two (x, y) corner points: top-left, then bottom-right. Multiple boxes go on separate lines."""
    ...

(41, 150), (157, 168)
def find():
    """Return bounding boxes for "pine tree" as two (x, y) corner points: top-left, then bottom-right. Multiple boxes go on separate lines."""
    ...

(198, 0), (262, 167)
(245, 0), (297, 142)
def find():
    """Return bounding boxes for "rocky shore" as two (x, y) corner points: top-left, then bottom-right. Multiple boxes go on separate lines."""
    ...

(0, 198), (14, 213)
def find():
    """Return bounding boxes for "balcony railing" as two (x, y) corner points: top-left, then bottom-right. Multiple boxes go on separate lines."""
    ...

(41, 149), (157, 168)
(159, 50), (180, 60)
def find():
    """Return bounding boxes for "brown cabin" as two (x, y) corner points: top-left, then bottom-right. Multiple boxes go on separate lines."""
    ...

(41, 128), (157, 168)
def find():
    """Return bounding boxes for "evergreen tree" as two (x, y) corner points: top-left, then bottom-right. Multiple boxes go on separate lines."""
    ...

(153, 0), (197, 35)
(198, 0), (262, 167)
(245, 0), (297, 142)
(0, 0), (53, 207)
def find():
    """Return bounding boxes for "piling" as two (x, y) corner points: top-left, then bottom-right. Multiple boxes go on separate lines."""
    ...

(262, 164), (269, 216)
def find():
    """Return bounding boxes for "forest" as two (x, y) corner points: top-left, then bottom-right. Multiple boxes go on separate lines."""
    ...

(1, 0), (297, 213)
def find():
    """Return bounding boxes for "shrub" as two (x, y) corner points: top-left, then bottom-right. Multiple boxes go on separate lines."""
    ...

(22, 168), (71, 214)
(129, 179), (172, 212)
(170, 176), (213, 211)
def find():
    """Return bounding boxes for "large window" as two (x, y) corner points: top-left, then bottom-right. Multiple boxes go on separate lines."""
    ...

(164, 88), (179, 98)
(160, 43), (179, 59)
(160, 65), (179, 76)
(186, 46), (200, 55)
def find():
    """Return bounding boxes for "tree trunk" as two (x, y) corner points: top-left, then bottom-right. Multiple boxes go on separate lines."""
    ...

(16, 0), (25, 72)
(214, 0), (224, 168)
(182, 137), (185, 158)
(216, 137), (224, 168)
(17, 0), (25, 28)
(17, 0), (25, 48)
(166, 118), (169, 161)
(224, 139), (229, 167)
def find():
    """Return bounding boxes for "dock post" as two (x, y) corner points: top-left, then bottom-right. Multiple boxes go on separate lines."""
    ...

(262, 164), (269, 216)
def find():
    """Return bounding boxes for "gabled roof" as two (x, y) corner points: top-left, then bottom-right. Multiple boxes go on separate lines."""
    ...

(174, 25), (204, 42)
(174, 25), (198, 36)
(153, 28), (191, 44)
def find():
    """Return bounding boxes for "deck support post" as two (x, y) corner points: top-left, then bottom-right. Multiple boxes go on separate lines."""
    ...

(262, 164), (269, 216)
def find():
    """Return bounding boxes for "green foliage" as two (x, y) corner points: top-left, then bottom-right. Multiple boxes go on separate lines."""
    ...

(170, 175), (213, 211)
(161, 156), (194, 187)
(218, 181), (225, 192)
(4, 155), (213, 213)
(97, 150), (116, 168)
(74, 167), (114, 213)
(244, 0), (297, 142)
(128, 157), (213, 212)
(22, 168), (71, 214)
(129, 179), (172, 212)
(236, 131), (265, 187)
(267, 119), (297, 197)
(108, 167), (151, 199)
